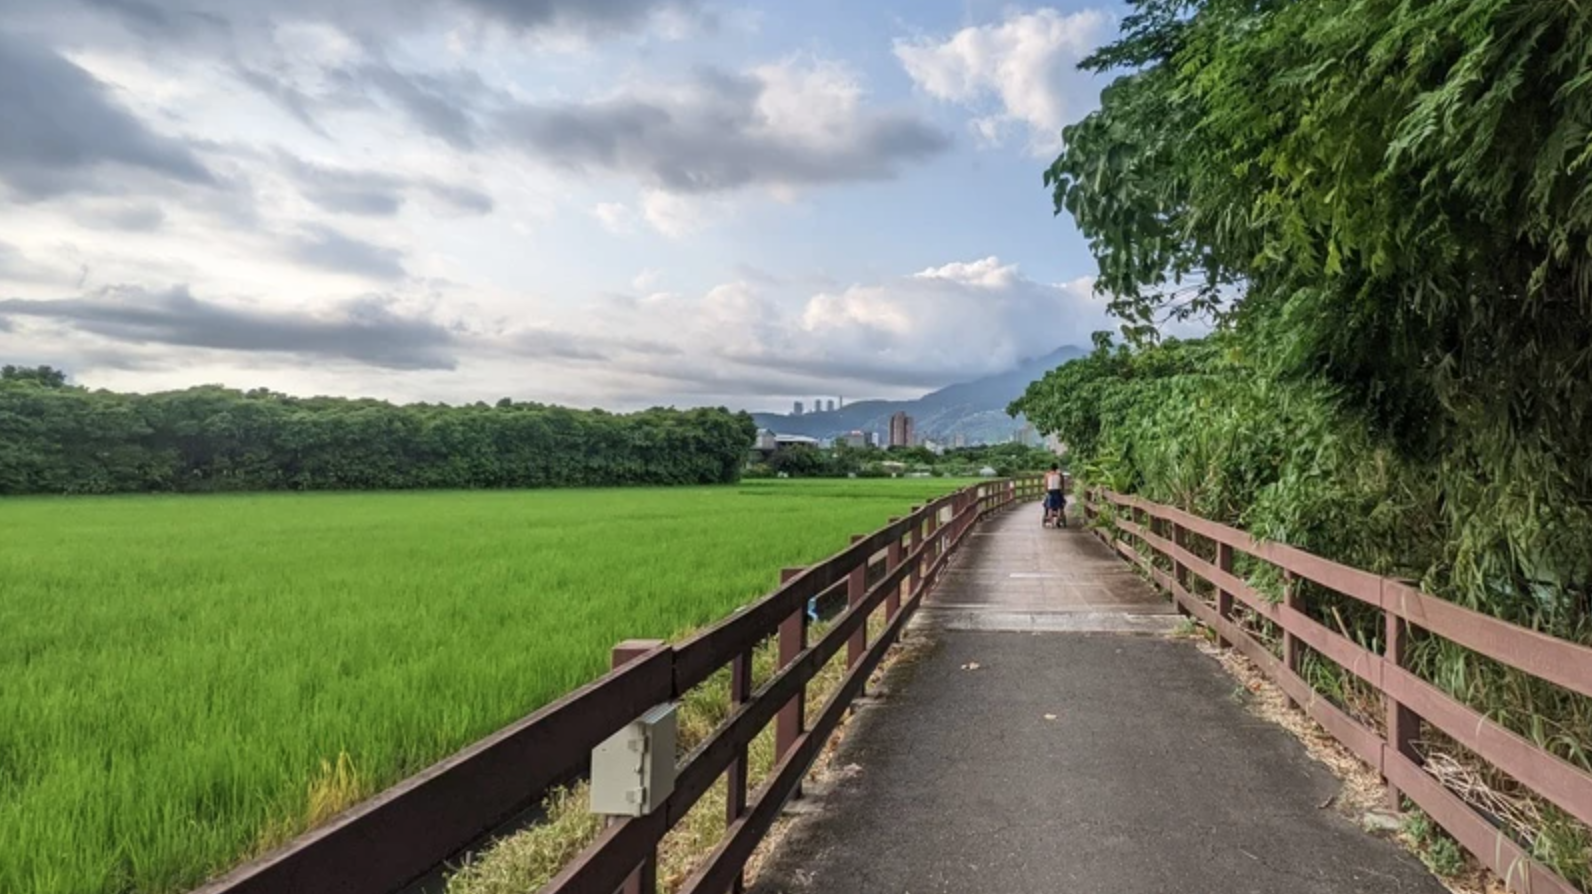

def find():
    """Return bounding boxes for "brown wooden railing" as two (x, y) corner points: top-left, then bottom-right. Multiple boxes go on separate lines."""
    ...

(1083, 487), (1592, 894)
(192, 476), (1045, 894)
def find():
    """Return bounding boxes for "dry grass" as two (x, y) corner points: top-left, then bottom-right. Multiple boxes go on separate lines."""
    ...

(447, 602), (909, 894)
(443, 786), (605, 894)
(249, 752), (373, 860)
(1188, 637), (1507, 894)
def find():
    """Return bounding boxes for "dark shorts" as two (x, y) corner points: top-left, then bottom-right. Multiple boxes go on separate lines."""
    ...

(1045, 490), (1064, 511)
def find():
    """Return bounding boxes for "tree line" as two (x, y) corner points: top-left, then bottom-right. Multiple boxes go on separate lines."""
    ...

(0, 366), (756, 495)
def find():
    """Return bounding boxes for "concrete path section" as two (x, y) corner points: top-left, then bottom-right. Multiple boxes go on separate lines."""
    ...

(919, 500), (1179, 634)
(751, 509), (1445, 894)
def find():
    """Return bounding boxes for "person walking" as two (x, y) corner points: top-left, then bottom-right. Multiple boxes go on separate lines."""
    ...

(1043, 463), (1066, 528)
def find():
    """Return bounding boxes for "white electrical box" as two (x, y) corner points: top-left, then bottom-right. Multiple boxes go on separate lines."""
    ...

(590, 702), (678, 817)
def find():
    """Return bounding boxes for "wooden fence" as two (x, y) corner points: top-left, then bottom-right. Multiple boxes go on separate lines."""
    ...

(1083, 487), (1592, 894)
(192, 477), (1045, 894)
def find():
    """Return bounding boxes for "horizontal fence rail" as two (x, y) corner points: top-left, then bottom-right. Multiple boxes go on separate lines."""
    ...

(192, 476), (1045, 894)
(1083, 487), (1592, 894)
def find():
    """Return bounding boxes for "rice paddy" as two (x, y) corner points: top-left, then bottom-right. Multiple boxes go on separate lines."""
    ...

(0, 479), (970, 894)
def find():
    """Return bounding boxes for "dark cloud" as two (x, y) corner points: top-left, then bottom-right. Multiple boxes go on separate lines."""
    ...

(513, 330), (609, 361)
(236, 67), (334, 136)
(0, 32), (215, 199)
(278, 153), (494, 217)
(343, 61), (490, 151)
(613, 336), (682, 356)
(10, 0), (700, 41)
(426, 182), (494, 215)
(453, 0), (699, 33)
(80, 0), (230, 41)
(236, 61), (493, 151)
(97, 202), (167, 231)
(0, 285), (457, 369)
(499, 67), (952, 193)
(280, 156), (406, 216)
(284, 225), (407, 280)
(502, 328), (682, 363)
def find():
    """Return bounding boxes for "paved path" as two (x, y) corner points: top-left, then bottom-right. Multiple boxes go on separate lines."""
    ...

(751, 506), (1445, 894)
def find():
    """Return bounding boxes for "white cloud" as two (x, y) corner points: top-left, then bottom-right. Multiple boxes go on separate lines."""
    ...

(500, 56), (949, 195)
(895, 8), (1111, 156)
(790, 258), (1103, 376)
(592, 201), (638, 234)
(588, 256), (1110, 398)
(4, 252), (1127, 410)
(640, 190), (718, 238)
(631, 267), (663, 290)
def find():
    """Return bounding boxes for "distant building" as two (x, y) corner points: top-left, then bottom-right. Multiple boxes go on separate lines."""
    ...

(793, 401), (804, 416)
(844, 430), (867, 449)
(888, 411), (914, 448)
(923, 439), (945, 456)
(951, 432), (968, 449)
(825, 399), (836, 413)
(1012, 423), (1038, 446)
(749, 430), (821, 464)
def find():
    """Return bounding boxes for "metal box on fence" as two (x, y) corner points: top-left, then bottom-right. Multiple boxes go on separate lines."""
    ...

(589, 702), (678, 817)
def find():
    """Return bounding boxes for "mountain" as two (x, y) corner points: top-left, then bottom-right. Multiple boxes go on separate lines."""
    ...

(752, 345), (1087, 444)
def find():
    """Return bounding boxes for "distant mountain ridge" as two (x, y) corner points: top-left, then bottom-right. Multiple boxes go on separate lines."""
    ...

(752, 345), (1087, 444)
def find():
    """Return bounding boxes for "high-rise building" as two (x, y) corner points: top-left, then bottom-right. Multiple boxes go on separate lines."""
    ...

(825, 399), (836, 413)
(793, 401), (804, 416)
(888, 411), (914, 448)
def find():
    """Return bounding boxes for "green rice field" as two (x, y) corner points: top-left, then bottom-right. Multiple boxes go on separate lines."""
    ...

(0, 479), (971, 894)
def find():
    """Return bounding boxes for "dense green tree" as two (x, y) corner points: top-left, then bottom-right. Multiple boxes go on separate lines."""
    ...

(1032, 0), (1592, 632)
(1, 365), (68, 388)
(1015, 4), (1592, 878)
(0, 374), (756, 495)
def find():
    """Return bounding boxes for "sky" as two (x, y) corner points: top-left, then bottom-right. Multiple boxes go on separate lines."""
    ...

(0, 0), (1139, 413)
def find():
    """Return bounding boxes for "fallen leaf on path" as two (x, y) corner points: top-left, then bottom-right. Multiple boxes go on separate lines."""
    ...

(1043, 713), (1058, 721)
(960, 661), (982, 671)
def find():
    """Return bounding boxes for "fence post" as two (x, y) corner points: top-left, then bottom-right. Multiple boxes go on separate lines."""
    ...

(777, 567), (807, 798)
(906, 506), (922, 602)
(1216, 542), (1235, 649)
(726, 643), (752, 894)
(885, 519), (903, 620)
(847, 535), (867, 668)
(1282, 570), (1302, 709)
(611, 640), (666, 894)
(1171, 522), (1192, 617)
(1384, 583), (1420, 811)
(924, 506), (941, 588)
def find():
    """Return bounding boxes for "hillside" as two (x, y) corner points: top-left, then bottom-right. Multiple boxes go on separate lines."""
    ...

(753, 346), (1086, 444)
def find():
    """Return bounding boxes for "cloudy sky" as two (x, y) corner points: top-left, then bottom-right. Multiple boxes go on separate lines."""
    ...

(0, 0), (1136, 412)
